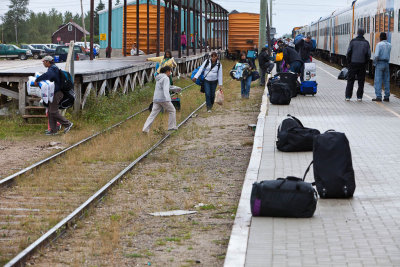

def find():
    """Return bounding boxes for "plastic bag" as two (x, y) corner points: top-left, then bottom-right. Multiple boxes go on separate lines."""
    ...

(27, 76), (41, 97)
(215, 89), (224, 105)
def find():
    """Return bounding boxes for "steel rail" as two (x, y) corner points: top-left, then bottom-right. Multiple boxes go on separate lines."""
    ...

(0, 83), (196, 187)
(5, 101), (206, 267)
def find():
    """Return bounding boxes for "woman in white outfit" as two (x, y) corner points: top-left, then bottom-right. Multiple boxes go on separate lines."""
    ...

(142, 66), (177, 133)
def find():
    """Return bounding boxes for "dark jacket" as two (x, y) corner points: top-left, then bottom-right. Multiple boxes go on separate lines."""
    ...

(346, 36), (371, 64)
(295, 39), (313, 61)
(259, 50), (273, 71)
(36, 64), (61, 92)
(239, 58), (256, 70)
(283, 46), (302, 65)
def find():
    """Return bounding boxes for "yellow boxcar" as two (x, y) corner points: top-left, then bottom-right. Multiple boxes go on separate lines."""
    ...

(123, 4), (165, 55)
(228, 12), (260, 56)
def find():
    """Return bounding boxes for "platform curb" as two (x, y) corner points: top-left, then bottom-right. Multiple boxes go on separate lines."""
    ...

(224, 81), (269, 267)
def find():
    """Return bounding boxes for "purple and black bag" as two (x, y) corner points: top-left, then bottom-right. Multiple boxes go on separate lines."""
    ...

(250, 175), (317, 218)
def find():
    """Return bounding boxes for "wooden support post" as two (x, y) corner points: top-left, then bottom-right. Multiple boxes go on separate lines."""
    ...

(193, 0), (196, 55)
(18, 79), (26, 115)
(186, 0), (190, 57)
(136, 0), (140, 56)
(90, 0), (94, 60)
(200, 0), (203, 53)
(212, 4), (215, 50)
(73, 77), (82, 113)
(107, 0), (112, 58)
(147, 0), (150, 54)
(156, 0), (160, 56)
(178, 0), (182, 58)
(123, 0), (127, 57)
(205, 0), (208, 52)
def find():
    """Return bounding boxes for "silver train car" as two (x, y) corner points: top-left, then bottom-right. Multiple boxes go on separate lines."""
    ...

(293, 0), (400, 78)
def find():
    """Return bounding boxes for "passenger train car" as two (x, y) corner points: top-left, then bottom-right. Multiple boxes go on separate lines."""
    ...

(294, 0), (400, 78)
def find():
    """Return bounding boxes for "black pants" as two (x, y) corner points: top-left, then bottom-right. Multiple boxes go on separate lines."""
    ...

(345, 63), (366, 99)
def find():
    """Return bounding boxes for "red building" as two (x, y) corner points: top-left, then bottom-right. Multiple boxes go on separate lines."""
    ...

(51, 21), (90, 44)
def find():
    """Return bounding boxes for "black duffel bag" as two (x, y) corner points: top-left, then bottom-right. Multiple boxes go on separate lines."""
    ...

(59, 89), (75, 109)
(269, 82), (291, 105)
(277, 114), (320, 152)
(313, 130), (356, 198)
(276, 72), (298, 98)
(251, 176), (318, 218)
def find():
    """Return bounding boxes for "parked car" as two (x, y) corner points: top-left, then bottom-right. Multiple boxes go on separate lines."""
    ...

(30, 44), (55, 56)
(47, 44), (59, 50)
(54, 45), (88, 62)
(0, 44), (32, 60)
(21, 44), (45, 59)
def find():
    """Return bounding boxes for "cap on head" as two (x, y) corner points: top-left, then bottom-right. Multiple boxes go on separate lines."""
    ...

(357, 28), (365, 36)
(43, 56), (54, 62)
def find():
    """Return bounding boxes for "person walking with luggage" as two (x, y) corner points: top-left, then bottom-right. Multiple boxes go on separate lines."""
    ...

(283, 42), (303, 76)
(34, 56), (73, 136)
(238, 51), (256, 98)
(258, 47), (274, 87)
(192, 52), (223, 112)
(345, 28), (371, 101)
(372, 32), (392, 102)
(181, 31), (187, 51)
(143, 66), (177, 133)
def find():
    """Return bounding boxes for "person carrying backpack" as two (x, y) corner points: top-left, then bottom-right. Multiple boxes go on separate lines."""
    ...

(192, 52), (223, 112)
(283, 42), (303, 76)
(34, 56), (73, 136)
(142, 66), (177, 133)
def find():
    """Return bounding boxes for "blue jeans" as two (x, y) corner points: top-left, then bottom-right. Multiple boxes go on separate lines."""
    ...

(374, 62), (390, 99)
(204, 80), (218, 109)
(241, 76), (252, 98)
(289, 61), (303, 75)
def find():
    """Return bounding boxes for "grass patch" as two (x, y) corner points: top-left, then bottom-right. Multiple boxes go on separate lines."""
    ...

(199, 204), (216, 210)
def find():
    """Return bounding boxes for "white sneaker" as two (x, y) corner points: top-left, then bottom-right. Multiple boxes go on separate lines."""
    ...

(357, 98), (362, 102)
(345, 98), (350, 101)
(207, 110), (212, 113)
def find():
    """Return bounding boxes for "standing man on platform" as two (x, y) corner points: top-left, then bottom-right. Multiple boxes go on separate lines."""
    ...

(372, 32), (392, 102)
(345, 28), (371, 101)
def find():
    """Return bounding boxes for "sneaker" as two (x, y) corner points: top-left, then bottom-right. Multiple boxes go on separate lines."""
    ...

(372, 98), (382, 102)
(383, 98), (389, 102)
(45, 131), (58, 136)
(207, 110), (212, 113)
(345, 98), (350, 101)
(357, 98), (362, 102)
(63, 123), (73, 134)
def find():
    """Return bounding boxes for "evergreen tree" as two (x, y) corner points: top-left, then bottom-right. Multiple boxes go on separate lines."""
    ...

(4, 0), (30, 43)
(115, 0), (121, 6)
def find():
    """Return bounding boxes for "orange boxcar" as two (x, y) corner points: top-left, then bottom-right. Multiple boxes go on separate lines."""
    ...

(228, 12), (260, 56)
(123, 4), (165, 55)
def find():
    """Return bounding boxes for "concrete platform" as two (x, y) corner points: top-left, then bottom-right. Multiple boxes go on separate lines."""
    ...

(225, 59), (400, 267)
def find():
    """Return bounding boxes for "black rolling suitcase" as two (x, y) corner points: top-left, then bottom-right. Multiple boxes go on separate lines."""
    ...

(276, 115), (320, 152)
(251, 176), (318, 218)
(276, 72), (298, 98)
(312, 130), (356, 198)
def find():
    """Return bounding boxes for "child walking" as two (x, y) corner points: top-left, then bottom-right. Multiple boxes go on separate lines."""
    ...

(143, 66), (177, 133)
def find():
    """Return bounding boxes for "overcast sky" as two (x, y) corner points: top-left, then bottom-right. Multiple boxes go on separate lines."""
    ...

(0, 0), (353, 37)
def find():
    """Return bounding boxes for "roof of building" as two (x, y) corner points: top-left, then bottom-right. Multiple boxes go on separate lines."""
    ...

(52, 21), (90, 37)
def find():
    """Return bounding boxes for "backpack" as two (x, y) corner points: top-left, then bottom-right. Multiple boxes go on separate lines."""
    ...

(338, 67), (349, 80)
(59, 69), (74, 93)
(312, 130), (356, 198)
(247, 50), (256, 59)
(276, 115), (320, 152)
(191, 59), (220, 85)
(275, 72), (298, 98)
(59, 89), (75, 109)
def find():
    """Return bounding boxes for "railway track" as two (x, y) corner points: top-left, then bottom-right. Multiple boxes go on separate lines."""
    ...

(0, 83), (196, 187)
(0, 75), (229, 266)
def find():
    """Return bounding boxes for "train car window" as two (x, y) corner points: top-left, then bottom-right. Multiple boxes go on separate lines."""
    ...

(367, 17), (370, 33)
(380, 13), (384, 32)
(375, 14), (379, 32)
(389, 10), (394, 32)
(398, 9), (400, 32)
(384, 12), (388, 32)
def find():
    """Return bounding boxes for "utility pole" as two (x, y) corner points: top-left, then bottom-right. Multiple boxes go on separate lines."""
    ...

(269, 0), (272, 27)
(80, 0), (87, 49)
(258, 0), (267, 54)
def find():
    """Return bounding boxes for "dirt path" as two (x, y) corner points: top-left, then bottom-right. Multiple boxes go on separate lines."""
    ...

(28, 82), (264, 266)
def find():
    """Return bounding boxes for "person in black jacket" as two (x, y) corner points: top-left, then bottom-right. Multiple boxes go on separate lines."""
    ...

(258, 47), (274, 86)
(295, 34), (314, 63)
(283, 42), (303, 75)
(345, 28), (371, 101)
(35, 56), (73, 135)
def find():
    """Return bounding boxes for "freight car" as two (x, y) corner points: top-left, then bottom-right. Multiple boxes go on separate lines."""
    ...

(227, 12), (260, 59)
(293, 0), (400, 79)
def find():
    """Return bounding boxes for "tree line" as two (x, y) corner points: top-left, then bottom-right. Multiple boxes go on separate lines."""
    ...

(0, 0), (105, 45)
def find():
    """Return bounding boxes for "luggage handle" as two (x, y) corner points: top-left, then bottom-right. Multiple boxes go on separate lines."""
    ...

(277, 176), (302, 191)
(287, 114), (304, 128)
(324, 129), (336, 133)
(302, 161), (313, 181)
